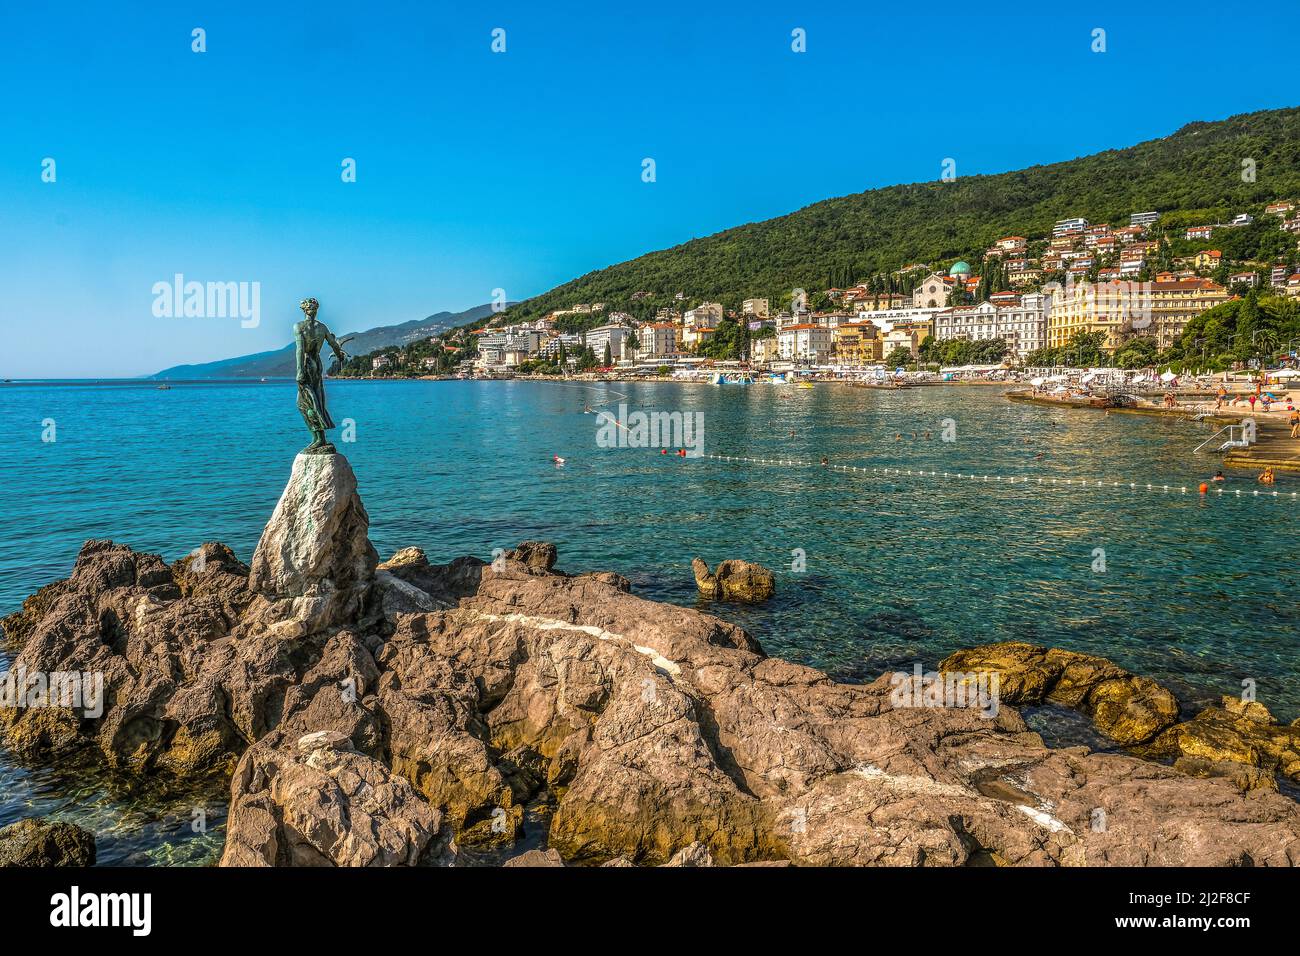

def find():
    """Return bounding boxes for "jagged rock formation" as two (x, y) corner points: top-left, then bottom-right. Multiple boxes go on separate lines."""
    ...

(221, 730), (455, 867)
(3, 454), (1300, 867)
(1149, 697), (1300, 792)
(0, 817), (96, 867)
(940, 642), (1181, 746)
(691, 558), (776, 602)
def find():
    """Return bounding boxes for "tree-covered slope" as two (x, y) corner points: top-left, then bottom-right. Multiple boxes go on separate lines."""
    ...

(499, 107), (1300, 323)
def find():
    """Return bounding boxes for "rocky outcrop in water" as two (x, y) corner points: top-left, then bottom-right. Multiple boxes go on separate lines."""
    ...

(691, 558), (776, 602)
(1148, 696), (1300, 792)
(0, 817), (96, 867)
(939, 642), (1181, 746)
(4, 454), (1300, 867)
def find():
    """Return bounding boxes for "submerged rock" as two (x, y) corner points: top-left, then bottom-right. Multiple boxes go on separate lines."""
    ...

(0, 817), (96, 867)
(691, 558), (776, 603)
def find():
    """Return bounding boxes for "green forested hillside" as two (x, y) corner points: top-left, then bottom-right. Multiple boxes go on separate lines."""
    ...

(496, 107), (1300, 326)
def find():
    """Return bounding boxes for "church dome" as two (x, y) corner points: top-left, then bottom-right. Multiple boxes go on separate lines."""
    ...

(949, 261), (971, 276)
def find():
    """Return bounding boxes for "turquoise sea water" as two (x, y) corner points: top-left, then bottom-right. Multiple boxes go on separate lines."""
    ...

(1, 378), (1297, 862)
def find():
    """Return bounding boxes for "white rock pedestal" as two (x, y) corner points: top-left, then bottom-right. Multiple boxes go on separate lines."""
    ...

(247, 452), (378, 638)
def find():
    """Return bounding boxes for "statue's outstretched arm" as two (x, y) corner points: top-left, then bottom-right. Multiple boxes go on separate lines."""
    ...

(325, 327), (347, 364)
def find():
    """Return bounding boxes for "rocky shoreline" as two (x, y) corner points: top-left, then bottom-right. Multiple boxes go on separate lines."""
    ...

(2, 451), (1299, 867)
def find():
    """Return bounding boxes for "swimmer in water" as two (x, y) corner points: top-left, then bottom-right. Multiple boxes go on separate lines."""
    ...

(553, 455), (565, 466)
(820, 456), (829, 466)
(1212, 470), (1225, 482)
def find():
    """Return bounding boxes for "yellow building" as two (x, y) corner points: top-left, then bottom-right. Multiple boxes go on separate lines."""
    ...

(1147, 279), (1229, 349)
(833, 323), (884, 364)
(1048, 280), (1228, 352)
(1192, 250), (1222, 272)
(879, 320), (933, 359)
(853, 292), (907, 312)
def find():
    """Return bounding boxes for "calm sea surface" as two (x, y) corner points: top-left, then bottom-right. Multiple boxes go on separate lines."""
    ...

(1, 378), (1297, 862)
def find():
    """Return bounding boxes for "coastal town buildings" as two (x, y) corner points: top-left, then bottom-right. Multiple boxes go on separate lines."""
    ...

(418, 196), (1298, 376)
(933, 292), (1050, 358)
(850, 291), (907, 312)
(683, 302), (724, 329)
(912, 272), (953, 308)
(750, 336), (778, 363)
(584, 323), (633, 363)
(1146, 279), (1230, 348)
(681, 325), (716, 349)
(778, 324), (834, 362)
(1046, 279), (1228, 352)
(879, 320), (932, 359)
(831, 323), (883, 365)
(1053, 217), (1089, 237)
(634, 323), (678, 359)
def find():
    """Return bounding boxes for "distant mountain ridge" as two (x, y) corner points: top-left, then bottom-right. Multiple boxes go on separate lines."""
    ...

(151, 303), (498, 379)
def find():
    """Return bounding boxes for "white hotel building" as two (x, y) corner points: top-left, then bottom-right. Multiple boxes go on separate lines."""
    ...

(933, 292), (1050, 359)
(777, 324), (835, 362)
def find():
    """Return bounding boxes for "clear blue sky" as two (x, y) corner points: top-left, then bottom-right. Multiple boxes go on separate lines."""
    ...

(1, 1), (1296, 377)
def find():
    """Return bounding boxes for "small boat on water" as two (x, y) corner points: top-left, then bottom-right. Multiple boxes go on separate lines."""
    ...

(156, 384), (171, 390)
(795, 381), (815, 389)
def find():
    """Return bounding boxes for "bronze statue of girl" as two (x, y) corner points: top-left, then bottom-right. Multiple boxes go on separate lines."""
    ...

(294, 297), (348, 454)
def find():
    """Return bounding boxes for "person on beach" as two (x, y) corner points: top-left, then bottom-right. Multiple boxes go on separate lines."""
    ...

(1248, 394), (1257, 413)
(1291, 408), (1300, 439)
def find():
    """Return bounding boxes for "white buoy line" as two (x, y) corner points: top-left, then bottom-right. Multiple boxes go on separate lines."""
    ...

(702, 454), (1297, 502)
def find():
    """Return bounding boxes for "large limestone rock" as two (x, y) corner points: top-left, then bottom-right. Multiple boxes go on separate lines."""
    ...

(691, 558), (776, 602)
(0, 817), (96, 867)
(248, 453), (379, 639)
(220, 730), (455, 867)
